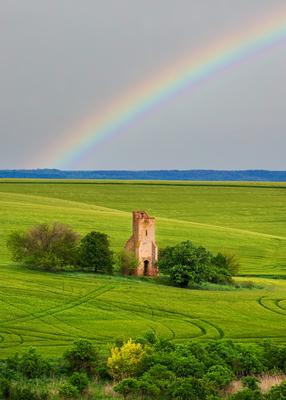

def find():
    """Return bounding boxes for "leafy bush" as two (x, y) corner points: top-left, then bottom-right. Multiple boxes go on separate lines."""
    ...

(113, 378), (139, 399)
(0, 376), (11, 399)
(169, 264), (193, 288)
(159, 241), (213, 285)
(159, 241), (236, 288)
(114, 376), (160, 399)
(170, 377), (210, 400)
(171, 354), (205, 378)
(107, 339), (147, 380)
(141, 364), (175, 394)
(63, 339), (97, 374)
(7, 222), (80, 270)
(242, 376), (259, 390)
(265, 381), (286, 399)
(3, 337), (286, 400)
(204, 364), (234, 388)
(137, 378), (160, 398)
(229, 388), (263, 400)
(18, 348), (51, 379)
(4, 348), (51, 380)
(68, 371), (89, 392)
(7, 380), (48, 400)
(77, 231), (113, 274)
(58, 382), (79, 399)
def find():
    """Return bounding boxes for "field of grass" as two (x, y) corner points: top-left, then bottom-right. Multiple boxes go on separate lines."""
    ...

(0, 180), (286, 274)
(0, 179), (286, 357)
(1, 264), (286, 358)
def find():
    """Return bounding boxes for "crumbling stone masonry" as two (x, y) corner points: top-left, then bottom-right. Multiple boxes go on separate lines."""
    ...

(124, 211), (158, 276)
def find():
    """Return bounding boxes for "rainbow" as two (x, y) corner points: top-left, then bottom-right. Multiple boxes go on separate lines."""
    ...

(42, 9), (286, 168)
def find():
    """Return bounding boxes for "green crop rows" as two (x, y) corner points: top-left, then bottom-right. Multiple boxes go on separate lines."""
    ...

(0, 180), (286, 357)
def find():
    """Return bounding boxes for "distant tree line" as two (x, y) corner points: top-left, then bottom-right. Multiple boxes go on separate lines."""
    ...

(1, 168), (286, 181)
(1, 334), (286, 399)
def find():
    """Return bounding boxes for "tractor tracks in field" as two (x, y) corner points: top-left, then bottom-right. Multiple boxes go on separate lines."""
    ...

(93, 297), (224, 341)
(0, 283), (114, 326)
(275, 299), (286, 313)
(0, 284), (115, 347)
(257, 296), (286, 317)
(0, 280), (226, 347)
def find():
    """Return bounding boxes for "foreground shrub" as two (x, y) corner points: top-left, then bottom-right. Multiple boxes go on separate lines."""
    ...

(18, 348), (51, 379)
(141, 364), (175, 394)
(7, 380), (49, 400)
(265, 381), (286, 399)
(137, 378), (160, 398)
(68, 371), (89, 393)
(242, 376), (260, 390)
(170, 377), (210, 400)
(58, 382), (79, 399)
(262, 341), (286, 372)
(113, 378), (139, 399)
(107, 339), (147, 380)
(204, 364), (234, 389)
(5, 348), (51, 379)
(229, 388), (263, 400)
(77, 231), (113, 274)
(63, 339), (98, 374)
(7, 222), (80, 270)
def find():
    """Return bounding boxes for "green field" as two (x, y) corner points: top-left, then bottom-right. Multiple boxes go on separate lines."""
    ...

(1, 180), (286, 357)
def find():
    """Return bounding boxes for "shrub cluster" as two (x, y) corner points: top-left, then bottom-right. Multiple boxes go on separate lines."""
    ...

(158, 241), (239, 288)
(0, 340), (96, 400)
(1, 337), (286, 399)
(7, 223), (114, 274)
(111, 335), (286, 400)
(7, 224), (240, 288)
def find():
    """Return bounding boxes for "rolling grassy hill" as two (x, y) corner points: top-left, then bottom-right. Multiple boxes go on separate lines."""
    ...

(1, 264), (286, 358)
(0, 179), (286, 357)
(0, 180), (286, 275)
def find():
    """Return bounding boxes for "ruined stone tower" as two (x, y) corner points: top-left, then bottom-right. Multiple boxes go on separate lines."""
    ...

(124, 211), (158, 276)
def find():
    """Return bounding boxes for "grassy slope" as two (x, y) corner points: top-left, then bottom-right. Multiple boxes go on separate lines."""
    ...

(0, 180), (286, 274)
(1, 180), (286, 357)
(1, 264), (286, 358)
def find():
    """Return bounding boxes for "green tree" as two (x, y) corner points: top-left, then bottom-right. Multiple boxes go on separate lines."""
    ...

(7, 222), (80, 270)
(77, 231), (113, 274)
(158, 241), (213, 287)
(159, 241), (238, 287)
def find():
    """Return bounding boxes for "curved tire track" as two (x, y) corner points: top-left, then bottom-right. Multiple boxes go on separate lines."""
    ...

(0, 284), (115, 347)
(257, 296), (286, 317)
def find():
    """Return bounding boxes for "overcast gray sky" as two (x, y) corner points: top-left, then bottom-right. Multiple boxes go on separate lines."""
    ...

(0, 0), (285, 170)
